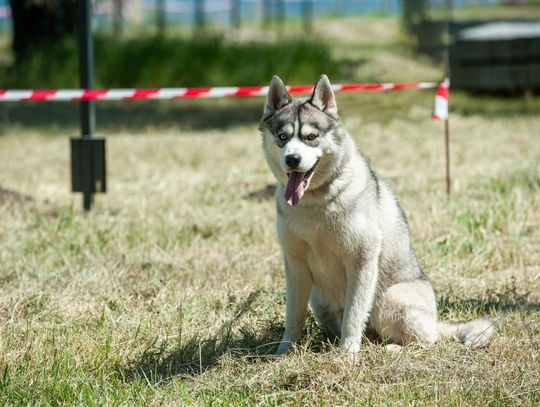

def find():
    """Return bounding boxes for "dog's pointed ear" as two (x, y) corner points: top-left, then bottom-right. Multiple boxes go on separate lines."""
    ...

(310, 74), (338, 118)
(263, 76), (291, 118)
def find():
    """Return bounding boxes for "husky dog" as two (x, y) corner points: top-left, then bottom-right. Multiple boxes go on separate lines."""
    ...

(259, 75), (495, 355)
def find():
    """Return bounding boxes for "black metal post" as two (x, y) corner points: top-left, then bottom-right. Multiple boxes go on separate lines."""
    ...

(444, 118), (451, 196)
(78, 0), (95, 210)
(71, 0), (107, 211)
(443, 22), (451, 196)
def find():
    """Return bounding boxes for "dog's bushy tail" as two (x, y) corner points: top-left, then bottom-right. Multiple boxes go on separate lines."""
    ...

(438, 318), (496, 348)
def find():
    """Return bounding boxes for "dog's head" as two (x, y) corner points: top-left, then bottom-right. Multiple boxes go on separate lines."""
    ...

(259, 75), (346, 206)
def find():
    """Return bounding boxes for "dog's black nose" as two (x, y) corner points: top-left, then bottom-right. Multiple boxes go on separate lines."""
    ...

(285, 153), (301, 169)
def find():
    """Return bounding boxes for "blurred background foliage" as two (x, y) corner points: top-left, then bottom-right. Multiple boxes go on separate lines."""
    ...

(0, 34), (339, 88)
(0, 1), (538, 93)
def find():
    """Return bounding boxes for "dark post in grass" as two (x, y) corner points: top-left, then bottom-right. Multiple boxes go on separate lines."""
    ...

(71, 0), (106, 211)
(79, 0), (94, 140)
(443, 15), (451, 196)
(444, 102), (451, 196)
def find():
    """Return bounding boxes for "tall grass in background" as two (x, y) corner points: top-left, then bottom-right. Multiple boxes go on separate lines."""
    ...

(0, 35), (340, 88)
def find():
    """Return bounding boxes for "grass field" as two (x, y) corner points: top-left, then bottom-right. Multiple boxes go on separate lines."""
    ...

(1, 16), (540, 405)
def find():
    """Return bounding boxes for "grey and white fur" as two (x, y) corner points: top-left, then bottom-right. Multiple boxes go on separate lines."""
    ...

(259, 75), (495, 355)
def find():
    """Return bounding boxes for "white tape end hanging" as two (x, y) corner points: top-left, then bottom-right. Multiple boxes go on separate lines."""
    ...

(432, 78), (449, 121)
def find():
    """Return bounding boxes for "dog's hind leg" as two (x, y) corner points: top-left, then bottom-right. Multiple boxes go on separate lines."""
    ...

(310, 291), (342, 338)
(370, 280), (439, 346)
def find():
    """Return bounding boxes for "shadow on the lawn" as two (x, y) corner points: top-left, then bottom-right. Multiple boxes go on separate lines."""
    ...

(0, 98), (263, 134)
(244, 184), (276, 202)
(120, 291), (282, 381)
(120, 281), (539, 382)
(0, 186), (34, 204)
(120, 290), (339, 382)
(438, 279), (540, 317)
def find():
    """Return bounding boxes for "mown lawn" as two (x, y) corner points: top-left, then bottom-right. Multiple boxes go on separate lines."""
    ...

(1, 16), (539, 406)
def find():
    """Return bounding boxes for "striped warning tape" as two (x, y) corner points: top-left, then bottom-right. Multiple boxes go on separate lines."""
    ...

(0, 81), (441, 102)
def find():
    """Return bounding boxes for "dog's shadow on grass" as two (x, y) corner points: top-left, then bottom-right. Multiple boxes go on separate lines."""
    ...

(244, 184), (276, 202)
(119, 281), (539, 383)
(438, 279), (540, 316)
(0, 99), (263, 134)
(119, 290), (339, 383)
(119, 291), (286, 382)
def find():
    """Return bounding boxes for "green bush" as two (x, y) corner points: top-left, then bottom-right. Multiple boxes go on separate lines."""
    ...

(1, 35), (340, 88)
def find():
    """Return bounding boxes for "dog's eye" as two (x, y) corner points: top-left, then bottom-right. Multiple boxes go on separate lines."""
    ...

(307, 134), (318, 141)
(278, 133), (288, 141)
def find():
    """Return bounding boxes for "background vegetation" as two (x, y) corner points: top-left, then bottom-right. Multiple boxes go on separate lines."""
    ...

(0, 35), (340, 88)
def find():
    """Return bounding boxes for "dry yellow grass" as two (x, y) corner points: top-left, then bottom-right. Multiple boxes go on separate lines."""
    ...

(0, 15), (539, 405)
(0, 89), (539, 404)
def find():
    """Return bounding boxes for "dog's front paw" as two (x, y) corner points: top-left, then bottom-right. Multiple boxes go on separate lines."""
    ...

(384, 344), (403, 353)
(340, 337), (361, 356)
(276, 340), (293, 355)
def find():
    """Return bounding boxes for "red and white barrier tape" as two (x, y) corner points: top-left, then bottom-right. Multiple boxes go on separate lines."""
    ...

(432, 78), (449, 121)
(0, 82), (440, 102)
(0, 80), (449, 120)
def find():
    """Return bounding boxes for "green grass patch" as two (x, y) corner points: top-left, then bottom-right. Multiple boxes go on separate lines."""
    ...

(486, 168), (540, 196)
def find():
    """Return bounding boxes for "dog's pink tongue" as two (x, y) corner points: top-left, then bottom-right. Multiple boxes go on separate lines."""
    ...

(285, 172), (306, 206)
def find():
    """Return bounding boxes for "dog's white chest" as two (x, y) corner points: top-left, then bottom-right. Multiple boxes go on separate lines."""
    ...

(284, 211), (360, 308)
(305, 238), (348, 308)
